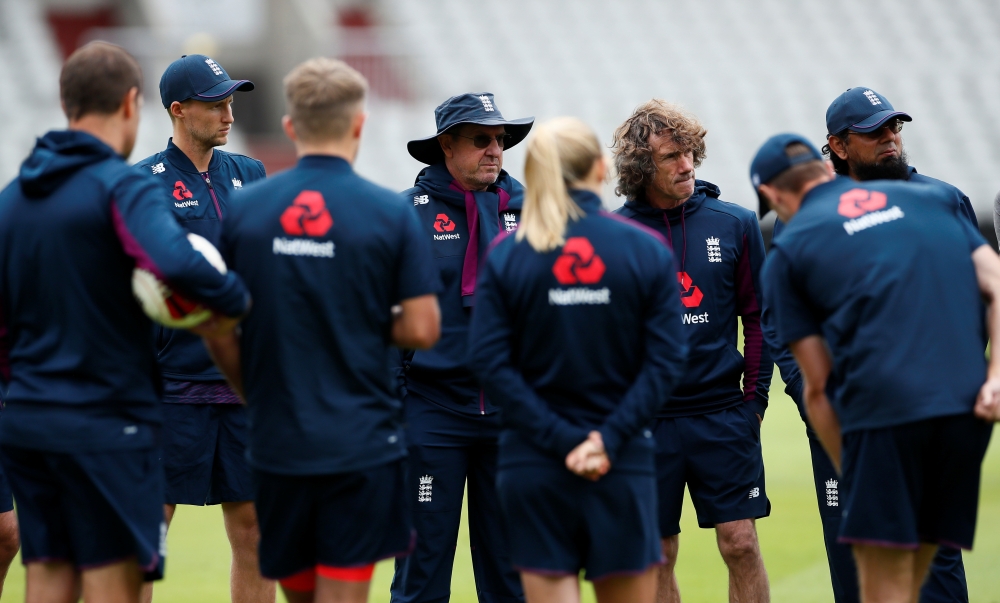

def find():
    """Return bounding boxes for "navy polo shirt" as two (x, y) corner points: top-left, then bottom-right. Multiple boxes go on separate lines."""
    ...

(469, 190), (689, 471)
(763, 177), (988, 433)
(220, 155), (440, 475)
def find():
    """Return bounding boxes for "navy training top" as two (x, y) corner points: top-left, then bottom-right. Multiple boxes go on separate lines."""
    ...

(763, 176), (987, 433)
(398, 163), (523, 415)
(761, 168), (980, 423)
(469, 190), (689, 472)
(0, 130), (249, 453)
(614, 181), (771, 419)
(220, 155), (441, 475)
(134, 139), (266, 386)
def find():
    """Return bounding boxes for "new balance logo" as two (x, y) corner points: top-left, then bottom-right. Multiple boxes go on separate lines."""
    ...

(479, 95), (495, 112)
(418, 475), (434, 503)
(414, 194), (429, 205)
(151, 162), (165, 174)
(825, 479), (839, 507)
(706, 236), (721, 263)
(748, 487), (760, 499)
(205, 58), (224, 75)
(863, 89), (881, 106)
(232, 178), (242, 189)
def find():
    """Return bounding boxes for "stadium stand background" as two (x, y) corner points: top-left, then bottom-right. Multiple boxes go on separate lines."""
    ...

(2, 0), (999, 248)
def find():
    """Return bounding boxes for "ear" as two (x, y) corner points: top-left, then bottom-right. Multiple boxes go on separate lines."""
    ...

(351, 111), (367, 140)
(758, 184), (780, 211)
(121, 87), (140, 119)
(438, 134), (455, 160)
(170, 101), (185, 122)
(826, 135), (849, 161)
(281, 115), (297, 143)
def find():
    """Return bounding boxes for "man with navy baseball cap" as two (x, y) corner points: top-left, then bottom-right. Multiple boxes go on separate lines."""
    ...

(776, 87), (977, 603)
(134, 55), (272, 603)
(391, 92), (531, 603)
(753, 132), (999, 603)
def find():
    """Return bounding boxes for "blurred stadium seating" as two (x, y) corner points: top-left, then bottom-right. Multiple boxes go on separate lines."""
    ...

(2, 0), (1000, 247)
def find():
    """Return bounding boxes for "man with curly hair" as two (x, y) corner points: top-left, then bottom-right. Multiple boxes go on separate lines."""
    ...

(612, 99), (772, 603)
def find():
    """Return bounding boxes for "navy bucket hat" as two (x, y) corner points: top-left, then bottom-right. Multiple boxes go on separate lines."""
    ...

(826, 87), (911, 135)
(407, 92), (534, 164)
(159, 54), (254, 109)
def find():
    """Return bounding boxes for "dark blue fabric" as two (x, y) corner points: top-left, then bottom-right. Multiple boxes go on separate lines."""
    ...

(0, 445), (166, 581)
(399, 163), (523, 415)
(219, 155), (440, 475)
(0, 130), (249, 453)
(161, 403), (252, 505)
(469, 190), (688, 467)
(253, 459), (413, 580)
(159, 54), (253, 107)
(614, 181), (772, 419)
(763, 177), (987, 433)
(838, 415), (992, 550)
(497, 465), (662, 581)
(391, 393), (523, 603)
(135, 139), (266, 384)
(825, 87), (911, 134)
(654, 407), (769, 534)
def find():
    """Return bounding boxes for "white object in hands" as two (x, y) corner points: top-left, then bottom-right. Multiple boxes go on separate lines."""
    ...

(132, 233), (227, 328)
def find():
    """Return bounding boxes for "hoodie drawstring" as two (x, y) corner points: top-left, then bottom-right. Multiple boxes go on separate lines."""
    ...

(663, 210), (687, 274)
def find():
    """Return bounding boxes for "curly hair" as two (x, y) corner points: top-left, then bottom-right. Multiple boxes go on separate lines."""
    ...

(612, 99), (707, 201)
(821, 132), (851, 176)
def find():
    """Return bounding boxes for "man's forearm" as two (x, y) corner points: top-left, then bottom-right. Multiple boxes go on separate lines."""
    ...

(203, 331), (244, 400)
(805, 390), (842, 472)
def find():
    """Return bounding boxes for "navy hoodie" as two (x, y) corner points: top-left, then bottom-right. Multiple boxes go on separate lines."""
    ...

(762, 168), (979, 422)
(0, 131), (249, 453)
(134, 139), (265, 384)
(399, 163), (523, 415)
(615, 180), (771, 418)
(469, 190), (689, 470)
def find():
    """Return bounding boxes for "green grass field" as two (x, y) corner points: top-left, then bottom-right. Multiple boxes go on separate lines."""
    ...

(2, 369), (999, 602)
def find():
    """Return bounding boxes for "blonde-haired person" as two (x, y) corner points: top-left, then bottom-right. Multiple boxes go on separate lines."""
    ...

(469, 117), (689, 603)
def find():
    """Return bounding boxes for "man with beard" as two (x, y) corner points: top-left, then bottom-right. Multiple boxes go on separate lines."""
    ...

(762, 87), (975, 603)
(134, 55), (272, 603)
(391, 93), (531, 603)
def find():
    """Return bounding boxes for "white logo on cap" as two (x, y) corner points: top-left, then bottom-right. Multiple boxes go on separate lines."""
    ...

(205, 58), (223, 76)
(479, 95), (494, 112)
(863, 90), (881, 106)
(752, 174), (760, 187)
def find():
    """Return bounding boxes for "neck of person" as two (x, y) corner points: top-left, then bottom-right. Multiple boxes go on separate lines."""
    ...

(173, 129), (215, 172)
(294, 137), (359, 164)
(69, 116), (130, 157)
(645, 187), (691, 210)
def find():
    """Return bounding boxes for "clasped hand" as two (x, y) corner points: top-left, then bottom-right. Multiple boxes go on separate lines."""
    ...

(565, 431), (611, 481)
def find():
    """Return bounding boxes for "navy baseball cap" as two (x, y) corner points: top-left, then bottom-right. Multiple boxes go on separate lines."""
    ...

(407, 92), (534, 164)
(826, 87), (911, 135)
(749, 133), (824, 217)
(159, 54), (254, 109)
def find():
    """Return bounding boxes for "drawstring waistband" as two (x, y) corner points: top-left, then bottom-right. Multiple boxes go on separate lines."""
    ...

(663, 210), (687, 274)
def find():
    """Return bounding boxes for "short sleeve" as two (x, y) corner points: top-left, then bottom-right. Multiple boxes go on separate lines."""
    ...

(955, 193), (987, 253)
(762, 247), (821, 345)
(395, 202), (442, 301)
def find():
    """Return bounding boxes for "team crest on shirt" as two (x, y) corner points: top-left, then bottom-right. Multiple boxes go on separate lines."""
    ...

(232, 178), (242, 189)
(418, 475), (434, 502)
(503, 212), (518, 232)
(706, 237), (721, 262)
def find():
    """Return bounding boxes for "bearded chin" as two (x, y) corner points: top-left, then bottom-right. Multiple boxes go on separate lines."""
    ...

(852, 150), (910, 181)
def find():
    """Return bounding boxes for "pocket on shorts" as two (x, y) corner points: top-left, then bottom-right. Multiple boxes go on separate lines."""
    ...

(735, 404), (761, 443)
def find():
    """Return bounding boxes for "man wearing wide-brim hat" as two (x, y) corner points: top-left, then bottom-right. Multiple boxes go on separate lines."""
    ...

(391, 93), (531, 603)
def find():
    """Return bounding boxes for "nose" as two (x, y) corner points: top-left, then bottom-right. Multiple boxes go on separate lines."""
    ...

(485, 137), (503, 157)
(222, 104), (235, 124)
(678, 153), (694, 174)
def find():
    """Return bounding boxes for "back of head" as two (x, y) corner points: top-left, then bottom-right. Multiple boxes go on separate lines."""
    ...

(284, 58), (368, 143)
(611, 99), (706, 201)
(769, 143), (828, 194)
(519, 117), (602, 252)
(60, 41), (143, 122)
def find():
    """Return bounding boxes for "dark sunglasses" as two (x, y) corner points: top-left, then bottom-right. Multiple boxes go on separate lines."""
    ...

(850, 119), (904, 137)
(452, 133), (512, 149)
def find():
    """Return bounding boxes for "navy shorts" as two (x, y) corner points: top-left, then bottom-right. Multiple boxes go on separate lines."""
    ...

(655, 405), (770, 535)
(161, 400), (252, 505)
(0, 445), (166, 580)
(253, 458), (414, 580)
(497, 464), (662, 581)
(839, 413), (993, 550)
(0, 460), (14, 514)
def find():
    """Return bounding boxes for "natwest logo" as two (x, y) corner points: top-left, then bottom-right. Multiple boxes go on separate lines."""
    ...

(173, 181), (193, 201)
(434, 214), (456, 232)
(280, 190), (333, 237)
(552, 237), (606, 285)
(678, 272), (703, 308)
(838, 188), (887, 218)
